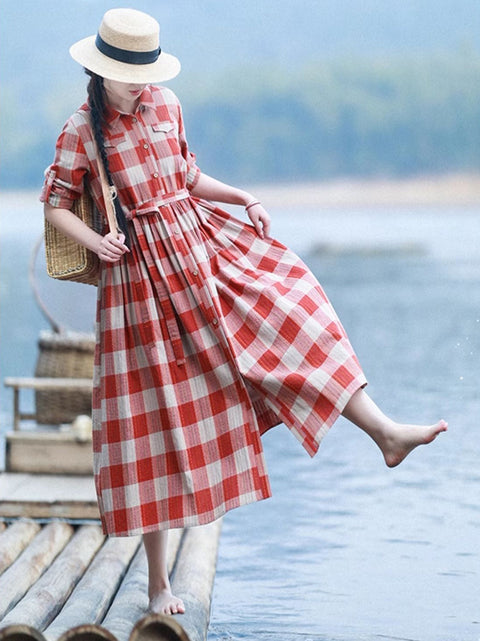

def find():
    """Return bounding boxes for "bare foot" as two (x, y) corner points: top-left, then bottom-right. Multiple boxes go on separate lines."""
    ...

(381, 420), (448, 468)
(149, 589), (185, 615)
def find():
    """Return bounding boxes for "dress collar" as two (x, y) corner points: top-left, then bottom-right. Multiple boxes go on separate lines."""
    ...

(104, 85), (156, 125)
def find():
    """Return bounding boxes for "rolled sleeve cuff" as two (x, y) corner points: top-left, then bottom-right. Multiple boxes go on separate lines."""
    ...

(39, 168), (77, 209)
(186, 165), (201, 191)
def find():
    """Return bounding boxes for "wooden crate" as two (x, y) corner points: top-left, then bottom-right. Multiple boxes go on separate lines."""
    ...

(6, 431), (93, 476)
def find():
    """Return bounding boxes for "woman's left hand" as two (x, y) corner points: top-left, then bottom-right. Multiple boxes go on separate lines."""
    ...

(246, 203), (271, 239)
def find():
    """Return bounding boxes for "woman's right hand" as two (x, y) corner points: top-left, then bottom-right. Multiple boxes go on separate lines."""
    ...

(97, 232), (130, 262)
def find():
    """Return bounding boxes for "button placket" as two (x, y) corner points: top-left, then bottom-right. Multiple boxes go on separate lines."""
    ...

(137, 115), (161, 179)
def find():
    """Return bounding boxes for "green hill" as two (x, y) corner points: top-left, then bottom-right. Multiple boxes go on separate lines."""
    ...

(2, 0), (480, 187)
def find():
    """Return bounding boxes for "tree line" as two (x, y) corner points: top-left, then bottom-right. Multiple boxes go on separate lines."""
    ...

(2, 51), (480, 189)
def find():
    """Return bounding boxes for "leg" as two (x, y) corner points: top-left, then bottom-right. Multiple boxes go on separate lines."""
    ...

(143, 530), (185, 615)
(342, 388), (447, 467)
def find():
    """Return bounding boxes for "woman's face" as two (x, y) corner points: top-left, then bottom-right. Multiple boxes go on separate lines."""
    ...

(103, 79), (146, 111)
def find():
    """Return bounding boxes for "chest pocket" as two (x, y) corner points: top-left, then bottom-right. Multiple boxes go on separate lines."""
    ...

(151, 121), (176, 139)
(102, 133), (131, 178)
(150, 121), (181, 160)
(104, 132), (126, 149)
(152, 121), (175, 133)
(103, 133), (131, 163)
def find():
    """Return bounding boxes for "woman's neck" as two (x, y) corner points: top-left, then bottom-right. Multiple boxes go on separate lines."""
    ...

(102, 80), (145, 115)
(107, 96), (140, 114)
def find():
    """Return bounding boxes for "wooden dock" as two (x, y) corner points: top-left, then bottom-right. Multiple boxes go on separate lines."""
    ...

(0, 505), (222, 641)
(0, 473), (222, 641)
(0, 474), (98, 520)
(1, 364), (223, 641)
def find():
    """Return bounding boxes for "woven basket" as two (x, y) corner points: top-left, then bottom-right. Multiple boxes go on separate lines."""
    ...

(34, 330), (95, 425)
(45, 190), (102, 286)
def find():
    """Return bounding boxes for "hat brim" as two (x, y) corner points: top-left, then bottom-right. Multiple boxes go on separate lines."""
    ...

(69, 35), (181, 83)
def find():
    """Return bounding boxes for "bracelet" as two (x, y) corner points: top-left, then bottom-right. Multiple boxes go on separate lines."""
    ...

(245, 199), (261, 211)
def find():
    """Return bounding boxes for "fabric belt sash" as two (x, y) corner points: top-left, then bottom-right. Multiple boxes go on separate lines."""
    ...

(128, 189), (191, 219)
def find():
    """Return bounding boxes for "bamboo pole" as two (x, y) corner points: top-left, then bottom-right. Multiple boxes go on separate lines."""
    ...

(129, 614), (189, 641)
(0, 520), (222, 641)
(57, 624), (117, 641)
(169, 520), (223, 641)
(0, 623), (47, 641)
(129, 520), (223, 641)
(43, 536), (141, 641)
(0, 526), (105, 631)
(101, 529), (184, 641)
(0, 520), (41, 576)
(0, 521), (74, 620)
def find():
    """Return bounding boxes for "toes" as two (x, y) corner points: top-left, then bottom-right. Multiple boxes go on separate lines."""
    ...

(149, 596), (184, 616)
(161, 599), (185, 616)
(148, 588), (185, 616)
(173, 600), (185, 615)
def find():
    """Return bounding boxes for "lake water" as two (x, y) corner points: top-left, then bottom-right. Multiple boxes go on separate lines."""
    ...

(1, 193), (479, 641)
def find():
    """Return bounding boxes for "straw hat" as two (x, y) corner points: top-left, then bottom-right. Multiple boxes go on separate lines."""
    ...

(69, 8), (181, 83)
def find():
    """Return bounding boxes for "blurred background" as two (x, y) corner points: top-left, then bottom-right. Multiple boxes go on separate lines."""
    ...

(2, 0), (480, 187)
(1, 2), (480, 641)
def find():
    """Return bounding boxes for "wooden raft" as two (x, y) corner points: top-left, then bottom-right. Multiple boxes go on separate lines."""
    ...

(0, 517), (222, 641)
(1, 368), (223, 641)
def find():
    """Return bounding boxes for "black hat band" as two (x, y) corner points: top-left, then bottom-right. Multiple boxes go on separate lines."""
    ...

(95, 33), (161, 65)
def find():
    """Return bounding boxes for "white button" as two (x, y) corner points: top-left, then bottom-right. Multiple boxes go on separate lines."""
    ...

(143, 143), (149, 149)
(212, 318), (218, 326)
(132, 117), (138, 123)
(153, 172), (159, 178)
(192, 270), (198, 276)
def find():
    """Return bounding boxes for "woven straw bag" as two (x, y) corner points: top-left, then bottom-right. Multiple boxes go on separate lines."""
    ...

(44, 146), (119, 286)
(45, 189), (101, 286)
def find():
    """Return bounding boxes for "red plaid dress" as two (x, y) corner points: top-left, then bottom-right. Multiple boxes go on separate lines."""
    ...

(41, 85), (367, 536)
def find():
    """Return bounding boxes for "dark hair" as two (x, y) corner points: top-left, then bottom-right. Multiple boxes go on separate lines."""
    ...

(85, 69), (130, 246)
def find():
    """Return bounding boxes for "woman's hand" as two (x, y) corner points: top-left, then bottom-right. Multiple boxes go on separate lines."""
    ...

(97, 232), (130, 262)
(188, 173), (271, 238)
(246, 202), (271, 239)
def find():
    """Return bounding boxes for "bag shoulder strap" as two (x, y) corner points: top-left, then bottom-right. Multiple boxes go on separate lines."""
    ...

(95, 147), (119, 239)
(75, 108), (119, 239)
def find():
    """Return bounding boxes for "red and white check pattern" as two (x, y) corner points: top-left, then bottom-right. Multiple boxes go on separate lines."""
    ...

(42, 86), (367, 537)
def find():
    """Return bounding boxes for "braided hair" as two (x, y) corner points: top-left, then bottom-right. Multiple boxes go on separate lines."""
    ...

(85, 70), (130, 246)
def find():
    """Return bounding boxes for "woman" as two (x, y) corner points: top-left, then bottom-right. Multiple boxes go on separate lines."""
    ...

(41, 8), (447, 616)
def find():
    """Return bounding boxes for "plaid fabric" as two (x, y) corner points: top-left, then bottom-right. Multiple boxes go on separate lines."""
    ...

(40, 85), (200, 213)
(41, 86), (367, 537)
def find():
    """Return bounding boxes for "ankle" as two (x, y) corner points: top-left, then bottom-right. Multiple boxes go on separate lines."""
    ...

(149, 580), (172, 599)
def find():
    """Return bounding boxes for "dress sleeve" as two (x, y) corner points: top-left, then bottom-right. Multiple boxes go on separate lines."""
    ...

(39, 117), (89, 209)
(176, 99), (201, 191)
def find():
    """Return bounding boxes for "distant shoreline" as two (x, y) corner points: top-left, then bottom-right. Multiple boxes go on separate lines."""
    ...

(252, 173), (480, 209)
(2, 172), (480, 210)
